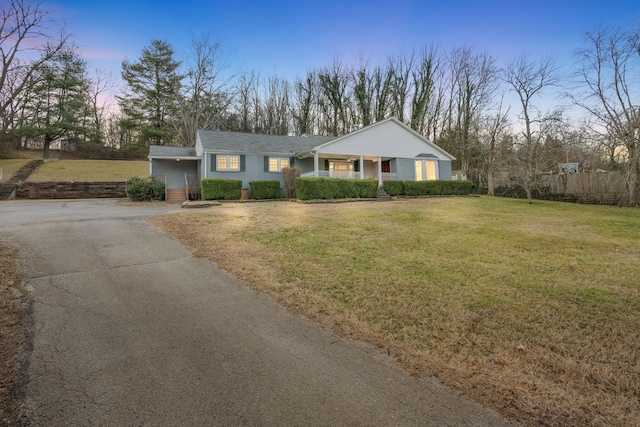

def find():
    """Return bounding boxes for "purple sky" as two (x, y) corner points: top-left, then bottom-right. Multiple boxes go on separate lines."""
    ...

(51, 0), (640, 96)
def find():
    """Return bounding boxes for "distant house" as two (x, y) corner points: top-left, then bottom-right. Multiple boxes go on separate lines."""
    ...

(149, 117), (456, 203)
(559, 163), (579, 174)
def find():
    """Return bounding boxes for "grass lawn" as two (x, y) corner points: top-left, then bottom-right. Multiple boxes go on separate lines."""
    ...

(0, 159), (34, 182)
(28, 160), (149, 182)
(152, 196), (640, 426)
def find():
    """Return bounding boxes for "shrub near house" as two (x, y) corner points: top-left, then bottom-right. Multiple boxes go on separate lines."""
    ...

(249, 180), (281, 199)
(125, 176), (165, 201)
(295, 178), (379, 200)
(383, 180), (474, 196)
(202, 178), (242, 200)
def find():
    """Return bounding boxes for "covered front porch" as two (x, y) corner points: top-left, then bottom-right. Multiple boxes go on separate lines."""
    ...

(300, 154), (398, 184)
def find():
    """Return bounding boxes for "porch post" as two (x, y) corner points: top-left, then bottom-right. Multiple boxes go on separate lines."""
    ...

(313, 152), (319, 177)
(360, 155), (364, 179)
(377, 156), (382, 186)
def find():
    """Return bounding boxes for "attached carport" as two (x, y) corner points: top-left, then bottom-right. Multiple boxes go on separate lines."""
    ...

(148, 146), (200, 203)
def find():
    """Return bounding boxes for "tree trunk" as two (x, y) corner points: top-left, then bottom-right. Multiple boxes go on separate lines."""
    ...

(629, 144), (640, 206)
(525, 187), (533, 204)
(43, 136), (52, 160)
(487, 168), (495, 196)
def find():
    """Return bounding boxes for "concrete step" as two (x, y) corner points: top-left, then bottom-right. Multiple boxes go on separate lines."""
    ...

(0, 160), (44, 200)
(376, 186), (392, 201)
(11, 160), (43, 182)
(166, 188), (187, 204)
(0, 183), (15, 199)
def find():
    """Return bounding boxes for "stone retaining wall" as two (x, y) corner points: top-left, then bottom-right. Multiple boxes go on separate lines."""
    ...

(16, 181), (126, 199)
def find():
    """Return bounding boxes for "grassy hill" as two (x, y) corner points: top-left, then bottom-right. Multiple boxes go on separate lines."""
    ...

(26, 160), (149, 182)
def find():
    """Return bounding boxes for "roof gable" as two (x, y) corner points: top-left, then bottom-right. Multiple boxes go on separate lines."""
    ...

(314, 117), (455, 160)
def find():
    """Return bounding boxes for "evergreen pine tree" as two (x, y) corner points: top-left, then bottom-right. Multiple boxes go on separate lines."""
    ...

(118, 39), (182, 147)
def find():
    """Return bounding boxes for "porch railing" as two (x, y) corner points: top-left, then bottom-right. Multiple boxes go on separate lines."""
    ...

(301, 171), (363, 179)
(300, 171), (398, 181)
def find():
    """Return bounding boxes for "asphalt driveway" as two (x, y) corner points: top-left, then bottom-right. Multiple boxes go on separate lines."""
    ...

(0, 199), (509, 426)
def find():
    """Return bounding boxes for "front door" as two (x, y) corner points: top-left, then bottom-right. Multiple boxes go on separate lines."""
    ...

(381, 160), (391, 173)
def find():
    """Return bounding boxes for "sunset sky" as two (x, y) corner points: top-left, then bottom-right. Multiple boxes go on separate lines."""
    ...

(50, 0), (639, 95)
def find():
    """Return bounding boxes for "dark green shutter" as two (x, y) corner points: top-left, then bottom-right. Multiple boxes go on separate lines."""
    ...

(211, 154), (217, 172)
(240, 155), (245, 172)
(354, 160), (359, 172)
(289, 157), (295, 167)
(324, 159), (329, 170)
(264, 156), (270, 172)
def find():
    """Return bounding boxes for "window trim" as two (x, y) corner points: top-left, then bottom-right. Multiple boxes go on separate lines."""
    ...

(217, 154), (241, 172)
(415, 159), (438, 181)
(268, 156), (290, 173)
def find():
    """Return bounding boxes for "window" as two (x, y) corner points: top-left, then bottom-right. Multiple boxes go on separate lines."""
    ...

(415, 159), (437, 181)
(268, 157), (289, 172)
(217, 155), (240, 171)
(329, 160), (354, 178)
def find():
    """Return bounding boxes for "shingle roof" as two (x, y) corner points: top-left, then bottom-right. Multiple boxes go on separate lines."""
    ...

(149, 145), (198, 158)
(197, 130), (337, 155)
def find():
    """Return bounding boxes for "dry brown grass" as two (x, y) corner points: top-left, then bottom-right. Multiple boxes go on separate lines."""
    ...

(152, 197), (640, 426)
(28, 160), (148, 182)
(0, 160), (34, 183)
(0, 242), (30, 426)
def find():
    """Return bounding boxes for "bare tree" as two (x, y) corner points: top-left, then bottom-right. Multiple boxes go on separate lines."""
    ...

(478, 95), (510, 195)
(261, 75), (290, 135)
(318, 58), (351, 135)
(83, 68), (114, 145)
(572, 26), (640, 205)
(410, 45), (442, 138)
(442, 47), (500, 174)
(174, 35), (233, 145)
(291, 71), (317, 135)
(372, 64), (393, 122)
(504, 54), (562, 202)
(0, 0), (69, 136)
(352, 59), (375, 127)
(233, 71), (259, 133)
(388, 51), (414, 123)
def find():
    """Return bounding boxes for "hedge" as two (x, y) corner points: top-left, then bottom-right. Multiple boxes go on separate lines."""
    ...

(382, 180), (404, 196)
(126, 175), (165, 201)
(249, 180), (282, 199)
(201, 178), (242, 200)
(402, 180), (474, 196)
(295, 177), (378, 200)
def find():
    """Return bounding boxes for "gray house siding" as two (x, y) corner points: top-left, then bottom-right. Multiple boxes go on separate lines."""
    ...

(205, 153), (287, 190)
(294, 157), (315, 175)
(390, 158), (398, 173)
(438, 161), (452, 180)
(396, 158), (416, 181)
(151, 159), (198, 189)
(395, 158), (453, 181)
